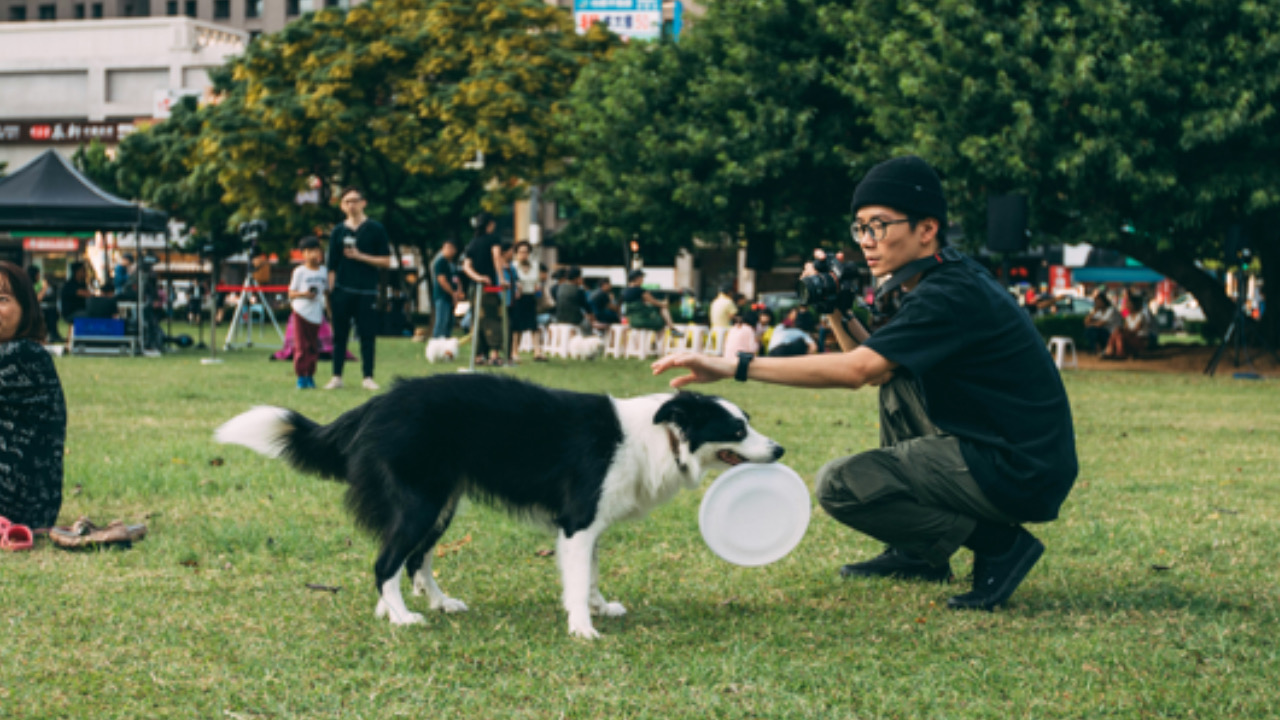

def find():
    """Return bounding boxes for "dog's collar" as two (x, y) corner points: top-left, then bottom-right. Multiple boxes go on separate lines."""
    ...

(665, 427), (688, 473)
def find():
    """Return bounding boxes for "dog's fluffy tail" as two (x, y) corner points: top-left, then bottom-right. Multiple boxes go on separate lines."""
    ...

(215, 406), (355, 481)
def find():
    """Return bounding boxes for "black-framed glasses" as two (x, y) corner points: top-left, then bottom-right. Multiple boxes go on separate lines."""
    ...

(850, 218), (911, 243)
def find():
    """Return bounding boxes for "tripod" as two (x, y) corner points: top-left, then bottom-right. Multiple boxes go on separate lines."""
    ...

(1204, 269), (1278, 376)
(223, 270), (285, 351)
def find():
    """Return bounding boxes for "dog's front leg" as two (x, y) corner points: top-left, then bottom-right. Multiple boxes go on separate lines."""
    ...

(589, 542), (626, 618)
(558, 527), (602, 639)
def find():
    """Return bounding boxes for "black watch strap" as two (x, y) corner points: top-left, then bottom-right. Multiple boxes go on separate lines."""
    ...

(735, 352), (754, 382)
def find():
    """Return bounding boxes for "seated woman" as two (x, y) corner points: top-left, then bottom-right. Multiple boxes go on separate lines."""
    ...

(619, 269), (682, 335)
(1083, 292), (1121, 354)
(722, 310), (760, 358)
(1103, 291), (1153, 359)
(0, 261), (68, 530)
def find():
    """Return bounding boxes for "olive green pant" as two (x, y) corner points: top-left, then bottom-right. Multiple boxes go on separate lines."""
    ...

(815, 375), (1016, 567)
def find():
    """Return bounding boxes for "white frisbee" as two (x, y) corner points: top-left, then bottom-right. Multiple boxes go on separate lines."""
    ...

(698, 463), (811, 567)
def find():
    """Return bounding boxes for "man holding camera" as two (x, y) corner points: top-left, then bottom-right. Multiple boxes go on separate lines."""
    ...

(653, 156), (1077, 611)
(326, 186), (393, 391)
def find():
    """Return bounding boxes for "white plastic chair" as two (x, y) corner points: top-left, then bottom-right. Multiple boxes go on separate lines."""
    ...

(702, 327), (729, 356)
(605, 325), (628, 359)
(1047, 336), (1078, 369)
(547, 323), (580, 359)
(624, 328), (658, 359)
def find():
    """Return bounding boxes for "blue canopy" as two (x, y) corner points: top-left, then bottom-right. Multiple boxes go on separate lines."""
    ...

(1070, 266), (1166, 284)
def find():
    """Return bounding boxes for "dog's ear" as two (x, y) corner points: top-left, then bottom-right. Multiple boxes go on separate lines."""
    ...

(653, 392), (703, 426)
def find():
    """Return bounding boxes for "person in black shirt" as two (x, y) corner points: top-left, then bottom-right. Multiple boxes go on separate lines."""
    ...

(461, 213), (508, 365)
(325, 186), (393, 391)
(653, 156), (1078, 612)
(430, 239), (463, 339)
(618, 269), (681, 334)
(588, 278), (620, 325)
(553, 266), (595, 330)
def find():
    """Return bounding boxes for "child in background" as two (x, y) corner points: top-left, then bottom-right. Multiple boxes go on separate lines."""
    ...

(722, 310), (759, 358)
(288, 238), (328, 389)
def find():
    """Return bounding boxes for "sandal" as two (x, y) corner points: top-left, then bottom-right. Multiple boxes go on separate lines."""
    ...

(49, 517), (147, 550)
(0, 516), (34, 552)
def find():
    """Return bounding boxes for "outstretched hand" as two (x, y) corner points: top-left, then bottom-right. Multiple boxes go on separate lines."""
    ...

(651, 352), (734, 389)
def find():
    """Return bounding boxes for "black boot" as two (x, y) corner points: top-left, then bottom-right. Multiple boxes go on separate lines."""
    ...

(947, 528), (1044, 611)
(839, 547), (953, 583)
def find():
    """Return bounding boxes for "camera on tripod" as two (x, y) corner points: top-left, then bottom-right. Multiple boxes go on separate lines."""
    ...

(796, 254), (864, 314)
(238, 219), (268, 258)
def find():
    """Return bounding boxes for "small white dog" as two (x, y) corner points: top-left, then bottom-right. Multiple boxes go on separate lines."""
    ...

(425, 337), (460, 363)
(568, 335), (604, 361)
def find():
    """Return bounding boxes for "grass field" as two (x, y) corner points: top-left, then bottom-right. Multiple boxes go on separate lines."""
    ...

(4, 331), (1279, 719)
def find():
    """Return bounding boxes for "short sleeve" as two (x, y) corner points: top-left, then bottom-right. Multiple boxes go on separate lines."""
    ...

(863, 283), (970, 376)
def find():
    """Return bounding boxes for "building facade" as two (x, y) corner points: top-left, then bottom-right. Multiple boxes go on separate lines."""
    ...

(0, 0), (359, 36)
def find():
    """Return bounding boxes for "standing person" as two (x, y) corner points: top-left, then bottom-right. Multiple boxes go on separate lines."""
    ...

(653, 155), (1078, 611)
(554, 266), (596, 333)
(287, 238), (328, 390)
(509, 241), (545, 362)
(461, 212), (507, 366)
(709, 283), (737, 330)
(0, 261), (66, 530)
(325, 186), (392, 391)
(430, 239), (463, 339)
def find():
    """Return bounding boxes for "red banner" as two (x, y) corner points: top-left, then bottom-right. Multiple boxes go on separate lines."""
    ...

(22, 237), (80, 252)
(1048, 265), (1072, 292)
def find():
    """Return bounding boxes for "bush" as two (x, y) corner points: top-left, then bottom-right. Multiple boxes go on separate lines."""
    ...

(1032, 313), (1086, 346)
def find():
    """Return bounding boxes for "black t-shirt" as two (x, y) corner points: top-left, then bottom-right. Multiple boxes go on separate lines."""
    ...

(431, 253), (457, 302)
(620, 286), (646, 306)
(328, 219), (391, 294)
(554, 283), (591, 324)
(863, 254), (1078, 522)
(60, 278), (87, 319)
(589, 288), (614, 316)
(464, 234), (501, 284)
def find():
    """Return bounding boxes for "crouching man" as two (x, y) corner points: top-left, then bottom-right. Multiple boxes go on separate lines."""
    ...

(652, 156), (1078, 610)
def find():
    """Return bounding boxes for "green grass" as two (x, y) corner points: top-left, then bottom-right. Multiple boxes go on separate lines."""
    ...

(4, 330), (1279, 719)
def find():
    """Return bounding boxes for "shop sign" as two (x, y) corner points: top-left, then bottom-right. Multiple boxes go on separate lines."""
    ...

(574, 0), (662, 41)
(22, 237), (80, 252)
(0, 121), (137, 145)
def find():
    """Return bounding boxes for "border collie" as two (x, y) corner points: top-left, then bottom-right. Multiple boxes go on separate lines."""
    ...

(216, 374), (783, 639)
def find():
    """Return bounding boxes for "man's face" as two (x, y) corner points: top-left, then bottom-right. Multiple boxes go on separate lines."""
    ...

(855, 205), (936, 278)
(442, 243), (457, 259)
(340, 192), (366, 218)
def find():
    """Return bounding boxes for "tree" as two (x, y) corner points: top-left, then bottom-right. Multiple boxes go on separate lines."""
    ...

(115, 95), (241, 261)
(204, 0), (615, 260)
(827, 0), (1280, 341)
(557, 0), (878, 266)
(71, 139), (121, 196)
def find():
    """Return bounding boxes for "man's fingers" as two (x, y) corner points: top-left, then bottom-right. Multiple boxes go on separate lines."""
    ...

(669, 374), (698, 389)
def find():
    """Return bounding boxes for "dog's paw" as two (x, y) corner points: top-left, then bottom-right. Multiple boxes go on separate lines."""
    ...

(431, 596), (469, 614)
(591, 601), (627, 618)
(567, 616), (600, 640)
(389, 612), (426, 626)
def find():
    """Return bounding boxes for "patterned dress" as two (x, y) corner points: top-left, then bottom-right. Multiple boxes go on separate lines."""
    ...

(0, 339), (67, 528)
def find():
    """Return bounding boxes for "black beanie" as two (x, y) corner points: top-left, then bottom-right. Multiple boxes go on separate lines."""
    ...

(850, 156), (948, 244)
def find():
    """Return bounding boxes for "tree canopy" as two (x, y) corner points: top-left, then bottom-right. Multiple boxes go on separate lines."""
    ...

(556, 0), (877, 266)
(203, 0), (615, 256)
(825, 0), (1280, 338)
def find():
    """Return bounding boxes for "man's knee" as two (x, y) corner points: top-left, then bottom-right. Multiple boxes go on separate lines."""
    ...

(816, 451), (902, 526)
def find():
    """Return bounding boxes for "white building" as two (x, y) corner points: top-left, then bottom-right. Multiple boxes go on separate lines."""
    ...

(0, 17), (246, 169)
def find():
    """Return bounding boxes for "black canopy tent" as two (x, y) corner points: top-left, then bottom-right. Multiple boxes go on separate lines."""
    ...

(0, 149), (168, 352)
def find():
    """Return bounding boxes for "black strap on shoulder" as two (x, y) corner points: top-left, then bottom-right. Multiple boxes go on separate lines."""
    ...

(873, 246), (962, 303)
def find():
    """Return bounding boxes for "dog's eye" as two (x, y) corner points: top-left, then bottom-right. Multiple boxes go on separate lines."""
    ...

(735, 429), (747, 439)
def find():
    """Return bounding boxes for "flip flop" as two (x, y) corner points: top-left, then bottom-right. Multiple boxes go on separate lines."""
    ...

(0, 516), (34, 552)
(49, 517), (147, 550)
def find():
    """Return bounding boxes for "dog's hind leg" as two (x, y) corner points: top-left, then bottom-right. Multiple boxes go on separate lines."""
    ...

(558, 524), (605, 639)
(372, 496), (447, 626)
(589, 542), (626, 619)
(408, 499), (468, 613)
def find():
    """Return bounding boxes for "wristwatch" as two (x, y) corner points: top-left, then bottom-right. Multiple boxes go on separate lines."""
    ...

(735, 352), (754, 383)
